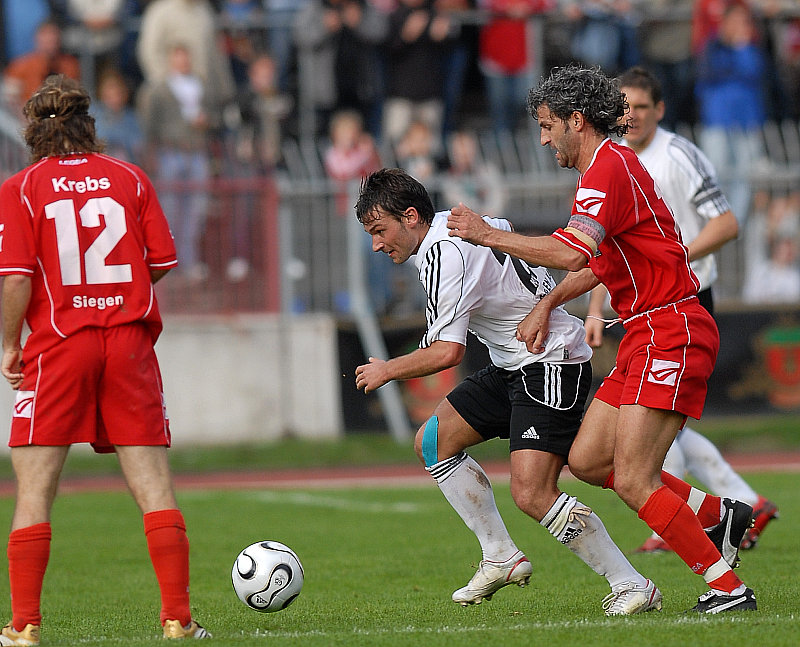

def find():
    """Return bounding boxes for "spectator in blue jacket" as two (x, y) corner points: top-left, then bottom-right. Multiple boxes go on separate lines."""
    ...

(695, 2), (769, 225)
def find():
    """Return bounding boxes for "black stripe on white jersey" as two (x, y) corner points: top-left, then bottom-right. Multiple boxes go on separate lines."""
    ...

(491, 249), (554, 297)
(670, 135), (729, 215)
(420, 241), (463, 348)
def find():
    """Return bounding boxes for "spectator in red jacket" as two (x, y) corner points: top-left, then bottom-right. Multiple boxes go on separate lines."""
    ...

(478, 0), (554, 135)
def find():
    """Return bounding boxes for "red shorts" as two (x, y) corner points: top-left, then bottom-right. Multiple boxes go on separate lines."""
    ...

(594, 298), (719, 419)
(10, 324), (171, 452)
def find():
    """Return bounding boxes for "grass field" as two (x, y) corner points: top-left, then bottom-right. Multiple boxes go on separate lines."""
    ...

(1, 413), (798, 481)
(0, 466), (797, 646)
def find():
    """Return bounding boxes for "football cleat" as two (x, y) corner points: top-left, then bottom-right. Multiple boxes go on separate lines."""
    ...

(0, 623), (39, 646)
(452, 551), (532, 606)
(688, 587), (757, 614)
(740, 496), (779, 550)
(705, 498), (753, 568)
(602, 580), (663, 616)
(162, 620), (211, 639)
(634, 536), (672, 554)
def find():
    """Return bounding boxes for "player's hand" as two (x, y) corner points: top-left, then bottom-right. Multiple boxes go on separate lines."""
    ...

(355, 357), (389, 394)
(447, 204), (492, 246)
(1, 348), (24, 390)
(584, 316), (605, 348)
(516, 303), (551, 354)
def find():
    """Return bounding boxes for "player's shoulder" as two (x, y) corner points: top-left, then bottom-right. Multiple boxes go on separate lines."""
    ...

(660, 130), (714, 177)
(89, 152), (148, 179)
(663, 129), (700, 158)
(0, 158), (52, 198)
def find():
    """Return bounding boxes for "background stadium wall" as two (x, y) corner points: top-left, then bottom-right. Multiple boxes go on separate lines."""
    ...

(0, 313), (343, 452)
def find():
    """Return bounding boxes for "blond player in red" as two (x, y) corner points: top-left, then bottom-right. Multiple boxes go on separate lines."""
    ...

(0, 75), (209, 644)
(447, 65), (757, 614)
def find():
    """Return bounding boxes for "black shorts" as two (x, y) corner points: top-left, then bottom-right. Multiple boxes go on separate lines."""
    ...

(446, 361), (592, 456)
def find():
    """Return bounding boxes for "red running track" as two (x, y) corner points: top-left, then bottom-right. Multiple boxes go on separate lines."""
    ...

(0, 451), (798, 495)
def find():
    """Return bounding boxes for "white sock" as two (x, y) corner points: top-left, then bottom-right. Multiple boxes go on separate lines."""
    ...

(662, 434), (687, 480)
(679, 427), (758, 505)
(427, 452), (519, 562)
(541, 493), (646, 591)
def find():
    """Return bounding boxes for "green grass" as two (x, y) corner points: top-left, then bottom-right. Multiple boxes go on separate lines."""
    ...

(0, 471), (797, 646)
(0, 412), (797, 481)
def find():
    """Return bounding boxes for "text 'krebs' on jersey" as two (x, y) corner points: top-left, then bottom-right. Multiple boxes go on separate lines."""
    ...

(0, 153), (177, 356)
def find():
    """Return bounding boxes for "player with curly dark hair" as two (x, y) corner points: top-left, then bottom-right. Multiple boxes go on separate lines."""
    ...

(527, 64), (629, 140)
(447, 64), (757, 614)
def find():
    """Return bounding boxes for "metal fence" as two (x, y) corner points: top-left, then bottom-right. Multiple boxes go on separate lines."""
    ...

(1, 109), (799, 315)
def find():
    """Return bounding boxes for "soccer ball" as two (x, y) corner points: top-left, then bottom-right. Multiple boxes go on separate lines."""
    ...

(231, 541), (304, 612)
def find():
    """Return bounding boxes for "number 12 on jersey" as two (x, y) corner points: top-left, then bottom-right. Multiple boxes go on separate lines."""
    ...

(45, 197), (132, 286)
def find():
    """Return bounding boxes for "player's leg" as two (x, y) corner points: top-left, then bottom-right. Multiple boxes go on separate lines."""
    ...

(615, 404), (755, 611)
(3, 332), (101, 645)
(413, 398), (525, 567)
(510, 449), (661, 616)
(415, 367), (531, 606)
(680, 427), (757, 503)
(115, 446), (207, 639)
(678, 427), (779, 550)
(566, 396), (618, 486)
(102, 324), (208, 638)
(635, 436), (687, 554)
(572, 399), (726, 529)
(2, 445), (69, 645)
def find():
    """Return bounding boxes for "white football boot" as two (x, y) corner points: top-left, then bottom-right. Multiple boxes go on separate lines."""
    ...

(452, 551), (532, 606)
(602, 579), (663, 616)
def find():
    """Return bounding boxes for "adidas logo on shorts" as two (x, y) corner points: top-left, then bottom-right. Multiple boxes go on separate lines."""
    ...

(521, 426), (539, 440)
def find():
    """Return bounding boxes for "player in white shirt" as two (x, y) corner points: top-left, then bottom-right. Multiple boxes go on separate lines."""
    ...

(585, 66), (778, 554)
(354, 168), (661, 616)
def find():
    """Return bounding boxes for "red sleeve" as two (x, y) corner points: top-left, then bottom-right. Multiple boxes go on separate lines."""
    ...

(0, 177), (37, 276)
(136, 170), (178, 270)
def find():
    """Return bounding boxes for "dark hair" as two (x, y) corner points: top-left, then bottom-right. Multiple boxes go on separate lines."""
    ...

(617, 66), (663, 105)
(22, 74), (103, 162)
(355, 168), (435, 226)
(527, 64), (629, 138)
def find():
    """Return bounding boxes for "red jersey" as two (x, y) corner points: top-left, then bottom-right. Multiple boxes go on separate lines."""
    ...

(553, 140), (700, 320)
(0, 153), (177, 357)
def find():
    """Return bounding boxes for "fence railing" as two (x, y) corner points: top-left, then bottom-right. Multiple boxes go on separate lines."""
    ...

(1, 110), (798, 315)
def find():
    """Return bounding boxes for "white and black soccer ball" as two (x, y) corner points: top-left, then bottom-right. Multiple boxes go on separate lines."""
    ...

(231, 541), (304, 613)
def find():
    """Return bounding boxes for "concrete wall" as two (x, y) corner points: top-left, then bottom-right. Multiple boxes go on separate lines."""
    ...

(0, 314), (343, 453)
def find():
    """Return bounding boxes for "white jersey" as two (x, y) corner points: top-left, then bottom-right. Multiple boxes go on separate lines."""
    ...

(413, 212), (592, 370)
(623, 127), (731, 290)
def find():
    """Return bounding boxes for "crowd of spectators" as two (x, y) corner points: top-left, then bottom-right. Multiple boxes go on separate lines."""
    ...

(0, 0), (798, 304)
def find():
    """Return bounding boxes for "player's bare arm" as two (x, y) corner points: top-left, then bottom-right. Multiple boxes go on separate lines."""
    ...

(517, 268), (600, 354)
(686, 210), (738, 262)
(448, 204), (590, 271)
(585, 284), (611, 348)
(150, 268), (171, 283)
(1, 274), (32, 389)
(355, 340), (465, 394)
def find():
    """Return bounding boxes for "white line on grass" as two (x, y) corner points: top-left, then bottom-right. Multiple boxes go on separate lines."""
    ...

(181, 489), (427, 513)
(71, 613), (798, 644)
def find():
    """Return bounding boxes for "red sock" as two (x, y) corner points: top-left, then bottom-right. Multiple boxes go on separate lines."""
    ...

(659, 471), (722, 527)
(604, 470), (721, 527)
(8, 523), (51, 629)
(638, 486), (742, 593)
(707, 569), (743, 593)
(143, 509), (191, 626)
